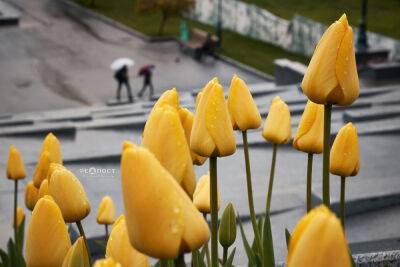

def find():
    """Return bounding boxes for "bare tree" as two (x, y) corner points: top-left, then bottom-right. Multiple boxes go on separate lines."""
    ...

(137, 0), (195, 35)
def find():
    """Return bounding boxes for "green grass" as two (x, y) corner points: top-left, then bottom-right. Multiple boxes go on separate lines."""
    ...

(74, 0), (309, 75)
(243, 0), (400, 40)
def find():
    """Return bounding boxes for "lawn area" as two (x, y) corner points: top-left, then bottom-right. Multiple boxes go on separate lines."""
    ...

(244, 0), (400, 40)
(73, 0), (309, 75)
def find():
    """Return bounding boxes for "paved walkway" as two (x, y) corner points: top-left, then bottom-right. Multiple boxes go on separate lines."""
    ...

(0, 0), (266, 114)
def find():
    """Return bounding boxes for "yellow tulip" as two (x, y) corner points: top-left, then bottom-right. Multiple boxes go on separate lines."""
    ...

(152, 88), (179, 111)
(178, 108), (207, 166)
(6, 145), (26, 180)
(302, 14), (359, 106)
(25, 181), (39, 211)
(227, 75), (262, 131)
(46, 163), (65, 181)
(40, 132), (63, 164)
(190, 78), (236, 157)
(97, 195), (116, 225)
(106, 215), (150, 267)
(14, 206), (25, 228)
(330, 123), (360, 177)
(26, 196), (71, 267)
(38, 179), (50, 199)
(262, 96), (291, 144)
(62, 237), (90, 267)
(33, 151), (51, 188)
(287, 205), (351, 267)
(49, 168), (91, 222)
(93, 258), (121, 267)
(142, 104), (196, 197)
(193, 173), (220, 213)
(121, 146), (210, 259)
(293, 101), (324, 154)
(123, 140), (135, 151)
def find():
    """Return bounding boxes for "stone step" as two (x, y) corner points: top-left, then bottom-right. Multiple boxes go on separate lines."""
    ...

(0, 122), (76, 137)
(344, 105), (400, 123)
(77, 116), (147, 130)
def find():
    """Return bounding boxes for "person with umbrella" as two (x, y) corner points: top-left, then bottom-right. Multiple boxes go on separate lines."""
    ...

(110, 58), (134, 103)
(137, 64), (155, 100)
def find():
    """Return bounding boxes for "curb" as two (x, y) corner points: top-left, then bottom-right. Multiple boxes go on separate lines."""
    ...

(57, 0), (274, 81)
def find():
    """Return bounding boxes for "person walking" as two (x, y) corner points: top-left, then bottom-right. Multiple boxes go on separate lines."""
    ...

(114, 65), (133, 103)
(137, 64), (155, 100)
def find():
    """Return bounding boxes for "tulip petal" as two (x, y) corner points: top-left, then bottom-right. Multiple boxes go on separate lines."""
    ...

(121, 146), (209, 259)
(302, 17), (347, 104)
(97, 195), (116, 225)
(336, 26), (359, 106)
(33, 151), (51, 188)
(293, 101), (324, 154)
(205, 82), (236, 156)
(26, 196), (71, 267)
(288, 206), (351, 267)
(6, 145), (26, 180)
(193, 173), (220, 213)
(262, 96), (292, 144)
(227, 75), (261, 131)
(40, 133), (63, 164)
(190, 81), (217, 157)
(49, 168), (91, 222)
(106, 215), (150, 267)
(25, 181), (39, 211)
(142, 105), (196, 196)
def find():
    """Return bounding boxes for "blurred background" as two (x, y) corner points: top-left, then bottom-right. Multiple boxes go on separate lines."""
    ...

(0, 0), (399, 265)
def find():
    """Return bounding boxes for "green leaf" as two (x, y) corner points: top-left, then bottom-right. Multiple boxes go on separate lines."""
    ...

(225, 247), (236, 267)
(237, 216), (256, 266)
(0, 249), (9, 267)
(285, 228), (291, 250)
(16, 218), (25, 254)
(262, 214), (275, 267)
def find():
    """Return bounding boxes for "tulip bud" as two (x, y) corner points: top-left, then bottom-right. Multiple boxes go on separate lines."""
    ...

(287, 205), (351, 267)
(97, 195), (116, 225)
(178, 108), (207, 166)
(14, 206), (25, 228)
(262, 96), (291, 144)
(25, 181), (39, 211)
(122, 140), (136, 151)
(93, 258), (122, 267)
(302, 14), (359, 106)
(152, 88), (179, 111)
(106, 215), (150, 267)
(26, 196), (71, 267)
(121, 146), (210, 259)
(46, 163), (65, 181)
(330, 123), (360, 177)
(218, 202), (237, 248)
(227, 75), (262, 131)
(190, 78), (236, 157)
(40, 132), (63, 164)
(33, 151), (51, 188)
(142, 105), (196, 197)
(49, 168), (91, 222)
(38, 179), (50, 199)
(193, 173), (220, 213)
(6, 145), (26, 180)
(293, 100), (324, 154)
(62, 237), (90, 267)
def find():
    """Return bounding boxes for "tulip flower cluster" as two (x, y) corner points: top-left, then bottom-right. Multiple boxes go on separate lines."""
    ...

(1, 13), (364, 267)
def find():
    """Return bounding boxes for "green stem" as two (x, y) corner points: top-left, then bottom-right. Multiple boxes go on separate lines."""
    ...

(266, 144), (278, 214)
(160, 260), (169, 267)
(222, 247), (228, 266)
(306, 153), (314, 212)
(242, 131), (263, 259)
(13, 180), (18, 242)
(105, 224), (109, 240)
(76, 220), (92, 265)
(323, 104), (332, 207)
(209, 156), (218, 267)
(202, 213), (211, 267)
(174, 254), (186, 267)
(340, 176), (346, 229)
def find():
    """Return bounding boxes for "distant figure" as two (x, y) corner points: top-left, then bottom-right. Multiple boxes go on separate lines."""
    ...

(137, 64), (155, 100)
(114, 65), (133, 103)
(195, 33), (214, 60)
